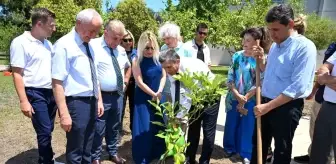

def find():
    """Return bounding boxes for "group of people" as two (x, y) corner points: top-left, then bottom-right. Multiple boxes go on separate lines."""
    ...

(8, 4), (336, 164)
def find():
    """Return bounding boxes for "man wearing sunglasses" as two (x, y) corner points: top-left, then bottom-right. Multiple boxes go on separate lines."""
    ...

(182, 23), (211, 68)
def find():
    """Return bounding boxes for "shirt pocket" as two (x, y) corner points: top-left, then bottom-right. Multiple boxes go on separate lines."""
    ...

(275, 62), (292, 80)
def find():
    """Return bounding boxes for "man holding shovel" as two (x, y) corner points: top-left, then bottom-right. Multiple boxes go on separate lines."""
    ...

(251, 4), (317, 164)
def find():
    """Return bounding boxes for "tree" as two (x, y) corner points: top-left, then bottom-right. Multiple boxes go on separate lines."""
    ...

(34, 0), (102, 42)
(105, 0), (158, 44)
(305, 14), (336, 50)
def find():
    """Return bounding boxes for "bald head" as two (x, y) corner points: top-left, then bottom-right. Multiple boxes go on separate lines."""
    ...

(104, 19), (126, 49)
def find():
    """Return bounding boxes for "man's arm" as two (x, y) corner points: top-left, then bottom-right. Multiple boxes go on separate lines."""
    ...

(12, 67), (34, 118)
(51, 44), (72, 132)
(124, 56), (132, 85)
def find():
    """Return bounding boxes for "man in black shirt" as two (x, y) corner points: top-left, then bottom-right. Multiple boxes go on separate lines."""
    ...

(294, 42), (336, 163)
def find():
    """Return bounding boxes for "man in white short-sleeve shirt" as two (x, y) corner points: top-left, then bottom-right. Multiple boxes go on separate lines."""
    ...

(90, 20), (131, 164)
(310, 51), (336, 163)
(181, 23), (211, 67)
(51, 9), (104, 164)
(10, 8), (57, 164)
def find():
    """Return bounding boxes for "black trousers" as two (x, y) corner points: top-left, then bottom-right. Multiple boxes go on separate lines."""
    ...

(309, 101), (336, 164)
(186, 101), (220, 164)
(122, 77), (135, 132)
(251, 97), (303, 164)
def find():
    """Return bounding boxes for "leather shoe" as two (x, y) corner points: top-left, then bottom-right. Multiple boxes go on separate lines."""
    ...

(109, 155), (126, 164)
(92, 160), (101, 164)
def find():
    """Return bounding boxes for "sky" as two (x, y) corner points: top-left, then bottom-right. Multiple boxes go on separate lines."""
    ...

(103, 0), (179, 12)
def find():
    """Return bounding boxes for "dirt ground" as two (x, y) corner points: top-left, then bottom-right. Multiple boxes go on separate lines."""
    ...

(0, 98), (313, 164)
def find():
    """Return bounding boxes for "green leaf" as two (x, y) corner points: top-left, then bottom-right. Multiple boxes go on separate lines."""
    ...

(151, 121), (165, 127)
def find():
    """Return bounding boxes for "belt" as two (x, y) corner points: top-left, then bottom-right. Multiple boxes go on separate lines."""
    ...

(101, 91), (119, 95)
(262, 97), (273, 103)
(66, 96), (96, 100)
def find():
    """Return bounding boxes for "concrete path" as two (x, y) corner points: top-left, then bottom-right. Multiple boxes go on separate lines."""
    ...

(210, 95), (312, 163)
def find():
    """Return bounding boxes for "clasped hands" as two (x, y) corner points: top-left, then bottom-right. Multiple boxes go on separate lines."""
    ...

(152, 91), (162, 102)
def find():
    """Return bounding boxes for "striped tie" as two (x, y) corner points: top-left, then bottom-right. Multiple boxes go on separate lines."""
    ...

(83, 42), (99, 99)
(109, 48), (124, 95)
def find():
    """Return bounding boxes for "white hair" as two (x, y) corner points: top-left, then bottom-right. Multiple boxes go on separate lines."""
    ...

(158, 22), (181, 39)
(76, 8), (103, 24)
(105, 19), (126, 35)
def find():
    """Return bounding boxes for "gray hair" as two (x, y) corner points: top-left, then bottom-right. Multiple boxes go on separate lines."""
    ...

(159, 49), (180, 63)
(158, 22), (181, 39)
(104, 19), (126, 35)
(76, 8), (103, 24)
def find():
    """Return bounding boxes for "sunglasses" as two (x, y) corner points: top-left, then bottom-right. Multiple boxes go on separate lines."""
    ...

(198, 31), (208, 36)
(123, 39), (133, 42)
(145, 47), (154, 51)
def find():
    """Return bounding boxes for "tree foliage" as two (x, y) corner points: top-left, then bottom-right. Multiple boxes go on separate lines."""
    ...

(105, 0), (158, 44)
(35, 0), (102, 42)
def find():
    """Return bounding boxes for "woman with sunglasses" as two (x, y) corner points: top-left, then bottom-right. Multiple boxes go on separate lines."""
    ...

(120, 30), (137, 133)
(132, 31), (166, 164)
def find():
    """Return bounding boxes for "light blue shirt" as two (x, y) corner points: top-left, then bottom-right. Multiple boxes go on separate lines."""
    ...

(91, 37), (130, 92)
(52, 28), (99, 97)
(160, 41), (192, 58)
(262, 35), (317, 99)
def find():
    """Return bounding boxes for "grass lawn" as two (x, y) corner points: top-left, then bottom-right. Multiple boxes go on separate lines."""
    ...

(0, 59), (8, 65)
(211, 65), (229, 81)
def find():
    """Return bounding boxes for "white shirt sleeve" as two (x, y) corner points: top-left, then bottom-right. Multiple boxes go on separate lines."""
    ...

(327, 51), (336, 65)
(51, 43), (70, 81)
(204, 46), (211, 66)
(10, 39), (27, 68)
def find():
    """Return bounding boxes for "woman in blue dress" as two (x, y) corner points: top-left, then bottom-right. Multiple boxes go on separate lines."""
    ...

(223, 27), (271, 164)
(132, 31), (167, 164)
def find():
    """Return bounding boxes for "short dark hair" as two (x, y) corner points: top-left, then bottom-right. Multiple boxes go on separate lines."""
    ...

(265, 4), (294, 26)
(240, 27), (272, 53)
(31, 8), (56, 26)
(196, 23), (208, 32)
(159, 49), (180, 63)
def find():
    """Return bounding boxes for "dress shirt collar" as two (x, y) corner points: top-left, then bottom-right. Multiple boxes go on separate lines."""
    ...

(71, 27), (85, 46)
(23, 31), (44, 43)
(276, 35), (293, 48)
(192, 39), (207, 49)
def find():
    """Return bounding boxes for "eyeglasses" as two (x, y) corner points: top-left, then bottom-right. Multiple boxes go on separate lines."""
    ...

(198, 31), (208, 36)
(145, 47), (154, 51)
(123, 39), (133, 42)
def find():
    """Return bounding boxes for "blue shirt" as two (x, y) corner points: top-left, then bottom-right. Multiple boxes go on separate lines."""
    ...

(91, 37), (130, 92)
(52, 28), (99, 97)
(262, 35), (317, 99)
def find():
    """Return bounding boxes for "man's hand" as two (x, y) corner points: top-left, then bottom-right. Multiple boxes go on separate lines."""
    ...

(317, 73), (329, 85)
(60, 112), (72, 132)
(97, 101), (104, 117)
(20, 101), (34, 118)
(254, 103), (272, 118)
(252, 45), (265, 60)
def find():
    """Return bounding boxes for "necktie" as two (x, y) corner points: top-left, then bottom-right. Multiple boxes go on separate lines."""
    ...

(197, 44), (205, 62)
(109, 48), (124, 95)
(83, 42), (99, 99)
(174, 73), (180, 113)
